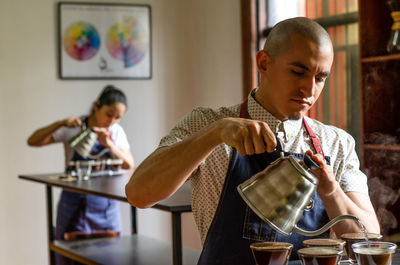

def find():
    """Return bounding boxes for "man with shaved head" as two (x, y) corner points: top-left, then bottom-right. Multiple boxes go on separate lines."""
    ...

(126, 17), (379, 264)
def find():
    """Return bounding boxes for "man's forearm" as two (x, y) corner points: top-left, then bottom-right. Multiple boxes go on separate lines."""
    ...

(125, 122), (222, 208)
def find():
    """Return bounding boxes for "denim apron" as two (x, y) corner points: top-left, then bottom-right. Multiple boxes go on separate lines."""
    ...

(55, 121), (121, 265)
(197, 101), (330, 265)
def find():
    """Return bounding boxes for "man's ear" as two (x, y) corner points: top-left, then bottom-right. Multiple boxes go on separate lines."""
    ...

(256, 50), (270, 73)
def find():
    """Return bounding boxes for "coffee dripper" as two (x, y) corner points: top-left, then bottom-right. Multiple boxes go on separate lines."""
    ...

(69, 124), (109, 159)
(237, 139), (359, 236)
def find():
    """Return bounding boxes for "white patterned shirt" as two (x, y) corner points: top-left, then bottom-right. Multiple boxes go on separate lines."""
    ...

(159, 91), (369, 244)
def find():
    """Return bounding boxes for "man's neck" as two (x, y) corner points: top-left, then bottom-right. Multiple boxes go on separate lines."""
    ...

(254, 89), (287, 121)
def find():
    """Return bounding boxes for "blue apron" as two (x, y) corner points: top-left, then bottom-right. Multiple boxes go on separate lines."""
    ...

(55, 122), (121, 265)
(197, 102), (330, 265)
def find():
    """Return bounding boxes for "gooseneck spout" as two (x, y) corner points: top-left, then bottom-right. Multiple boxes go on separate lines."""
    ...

(293, 214), (360, 236)
(69, 128), (109, 159)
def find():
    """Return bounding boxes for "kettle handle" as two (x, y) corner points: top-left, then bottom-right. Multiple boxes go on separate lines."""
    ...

(274, 137), (284, 158)
(293, 214), (360, 236)
(304, 153), (320, 170)
(274, 137), (320, 169)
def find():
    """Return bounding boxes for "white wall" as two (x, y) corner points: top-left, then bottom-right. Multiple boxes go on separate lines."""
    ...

(0, 2), (6, 257)
(0, 0), (242, 264)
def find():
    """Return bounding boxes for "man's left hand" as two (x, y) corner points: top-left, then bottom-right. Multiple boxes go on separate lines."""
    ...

(306, 150), (339, 198)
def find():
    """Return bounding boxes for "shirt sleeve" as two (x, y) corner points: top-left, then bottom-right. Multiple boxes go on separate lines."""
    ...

(337, 134), (369, 196)
(157, 107), (232, 181)
(52, 116), (84, 143)
(110, 124), (130, 150)
(51, 125), (80, 167)
(52, 126), (68, 143)
(158, 106), (228, 148)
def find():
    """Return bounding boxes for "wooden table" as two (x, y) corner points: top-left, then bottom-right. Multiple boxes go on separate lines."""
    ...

(19, 172), (200, 265)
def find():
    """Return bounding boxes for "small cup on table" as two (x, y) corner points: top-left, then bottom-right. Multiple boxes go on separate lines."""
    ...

(297, 247), (343, 265)
(340, 232), (382, 263)
(303, 238), (346, 251)
(75, 161), (93, 181)
(352, 241), (397, 265)
(250, 241), (293, 265)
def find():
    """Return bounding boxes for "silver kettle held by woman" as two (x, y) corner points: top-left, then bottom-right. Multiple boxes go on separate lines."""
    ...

(237, 139), (359, 237)
(68, 124), (109, 159)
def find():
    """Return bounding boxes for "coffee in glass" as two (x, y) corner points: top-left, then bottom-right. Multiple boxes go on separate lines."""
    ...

(340, 232), (382, 262)
(298, 247), (343, 265)
(352, 241), (397, 265)
(303, 238), (346, 251)
(250, 241), (293, 265)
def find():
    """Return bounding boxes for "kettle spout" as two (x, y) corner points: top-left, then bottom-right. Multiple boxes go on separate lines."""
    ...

(293, 214), (360, 236)
(86, 148), (110, 159)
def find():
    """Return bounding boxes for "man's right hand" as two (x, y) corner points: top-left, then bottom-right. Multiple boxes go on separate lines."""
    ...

(216, 117), (276, 156)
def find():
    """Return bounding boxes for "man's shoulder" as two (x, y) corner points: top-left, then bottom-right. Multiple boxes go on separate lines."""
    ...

(183, 104), (241, 122)
(193, 104), (240, 116)
(158, 104), (240, 149)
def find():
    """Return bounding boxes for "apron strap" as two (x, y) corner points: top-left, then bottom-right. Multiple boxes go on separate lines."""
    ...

(240, 100), (324, 157)
(302, 118), (325, 157)
(240, 99), (249, 119)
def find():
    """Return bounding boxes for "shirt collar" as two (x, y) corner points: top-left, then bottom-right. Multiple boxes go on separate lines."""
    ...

(247, 89), (303, 141)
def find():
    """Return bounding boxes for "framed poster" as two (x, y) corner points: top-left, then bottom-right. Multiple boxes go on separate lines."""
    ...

(58, 2), (151, 79)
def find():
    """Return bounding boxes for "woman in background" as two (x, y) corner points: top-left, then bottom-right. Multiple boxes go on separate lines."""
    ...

(27, 85), (134, 264)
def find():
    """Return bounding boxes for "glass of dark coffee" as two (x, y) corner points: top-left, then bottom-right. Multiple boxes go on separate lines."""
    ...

(250, 241), (293, 265)
(303, 238), (346, 251)
(340, 232), (383, 263)
(352, 241), (397, 265)
(297, 247), (343, 265)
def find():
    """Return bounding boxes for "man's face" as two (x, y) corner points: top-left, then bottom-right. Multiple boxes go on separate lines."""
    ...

(258, 34), (334, 120)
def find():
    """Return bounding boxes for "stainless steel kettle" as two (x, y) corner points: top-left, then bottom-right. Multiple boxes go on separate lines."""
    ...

(237, 139), (359, 236)
(68, 125), (109, 159)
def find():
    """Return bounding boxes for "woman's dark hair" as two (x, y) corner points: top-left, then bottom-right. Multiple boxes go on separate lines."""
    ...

(97, 85), (127, 108)
(90, 85), (127, 115)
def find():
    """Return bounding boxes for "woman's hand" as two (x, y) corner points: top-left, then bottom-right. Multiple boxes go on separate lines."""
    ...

(92, 127), (113, 148)
(92, 126), (134, 170)
(63, 116), (82, 128)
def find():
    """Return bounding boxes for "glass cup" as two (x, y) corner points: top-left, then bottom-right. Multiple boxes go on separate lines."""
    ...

(303, 238), (346, 251)
(352, 241), (397, 265)
(76, 161), (92, 180)
(250, 241), (293, 265)
(298, 247), (343, 265)
(340, 232), (383, 263)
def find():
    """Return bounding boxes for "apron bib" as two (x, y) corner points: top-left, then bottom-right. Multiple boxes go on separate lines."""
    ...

(197, 101), (330, 265)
